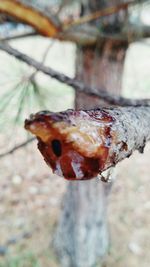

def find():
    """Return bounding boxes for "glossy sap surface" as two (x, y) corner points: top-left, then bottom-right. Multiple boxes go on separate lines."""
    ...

(25, 109), (116, 180)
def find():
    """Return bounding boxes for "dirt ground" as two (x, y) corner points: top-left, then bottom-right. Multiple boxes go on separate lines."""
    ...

(0, 37), (150, 267)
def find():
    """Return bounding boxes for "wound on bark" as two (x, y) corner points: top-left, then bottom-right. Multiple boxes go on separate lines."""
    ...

(25, 107), (150, 181)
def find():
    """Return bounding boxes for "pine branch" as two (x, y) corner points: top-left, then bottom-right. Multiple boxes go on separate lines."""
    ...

(24, 107), (150, 180)
(0, 0), (150, 46)
(0, 42), (150, 107)
(63, 1), (133, 29)
(0, 0), (60, 38)
(29, 40), (54, 82)
(0, 30), (37, 41)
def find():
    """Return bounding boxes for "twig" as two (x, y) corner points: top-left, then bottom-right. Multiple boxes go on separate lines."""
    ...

(0, 30), (37, 41)
(63, 1), (133, 29)
(29, 40), (54, 81)
(0, 137), (35, 158)
(0, 42), (150, 107)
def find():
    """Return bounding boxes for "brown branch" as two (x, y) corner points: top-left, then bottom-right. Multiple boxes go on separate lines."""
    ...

(0, 0), (60, 37)
(59, 24), (150, 45)
(0, 42), (150, 107)
(0, 137), (35, 158)
(24, 107), (150, 180)
(0, 1), (149, 46)
(63, 1), (133, 29)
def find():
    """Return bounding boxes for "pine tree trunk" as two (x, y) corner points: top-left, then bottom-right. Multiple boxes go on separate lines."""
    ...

(54, 1), (128, 267)
(54, 41), (128, 267)
(54, 179), (111, 267)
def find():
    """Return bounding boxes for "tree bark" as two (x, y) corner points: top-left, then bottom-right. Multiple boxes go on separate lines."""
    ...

(75, 41), (127, 108)
(54, 2), (129, 266)
(54, 180), (110, 267)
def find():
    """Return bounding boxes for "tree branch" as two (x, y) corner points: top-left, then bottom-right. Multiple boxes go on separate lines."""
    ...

(0, 137), (35, 158)
(0, 0), (60, 37)
(29, 40), (54, 81)
(0, 0), (150, 46)
(0, 30), (37, 41)
(63, 1), (133, 29)
(0, 42), (150, 107)
(24, 107), (150, 180)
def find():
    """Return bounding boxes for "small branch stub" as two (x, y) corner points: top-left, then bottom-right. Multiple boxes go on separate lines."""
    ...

(25, 107), (150, 181)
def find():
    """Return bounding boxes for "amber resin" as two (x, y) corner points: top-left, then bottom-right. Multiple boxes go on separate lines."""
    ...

(25, 109), (116, 180)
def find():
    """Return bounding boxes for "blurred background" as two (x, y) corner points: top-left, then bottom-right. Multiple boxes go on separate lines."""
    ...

(0, 0), (150, 266)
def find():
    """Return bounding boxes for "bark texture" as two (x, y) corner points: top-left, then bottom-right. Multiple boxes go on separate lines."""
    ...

(54, 180), (110, 267)
(75, 40), (128, 108)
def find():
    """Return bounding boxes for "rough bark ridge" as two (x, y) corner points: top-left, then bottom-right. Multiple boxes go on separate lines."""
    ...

(54, 180), (110, 267)
(53, 1), (129, 266)
(75, 41), (127, 108)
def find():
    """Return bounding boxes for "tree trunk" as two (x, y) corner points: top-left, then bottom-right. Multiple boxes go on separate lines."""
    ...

(54, 1), (128, 267)
(75, 40), (127, 109)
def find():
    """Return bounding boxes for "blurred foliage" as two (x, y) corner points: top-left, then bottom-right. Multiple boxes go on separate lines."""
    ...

(0, 75), (47, 131)
(0, 39), (75, 135)
(0, 252), (40, 267)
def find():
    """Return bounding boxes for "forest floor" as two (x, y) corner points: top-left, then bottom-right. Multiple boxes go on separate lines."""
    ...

(0, 37), (150, 267)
